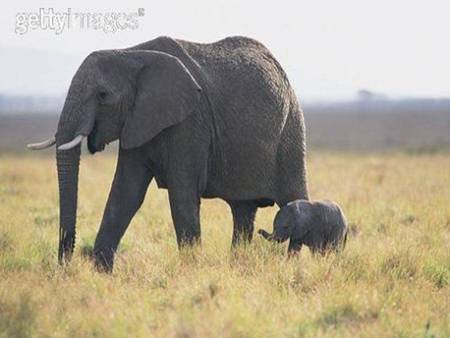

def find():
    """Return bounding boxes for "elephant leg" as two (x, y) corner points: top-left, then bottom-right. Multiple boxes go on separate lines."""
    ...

(228, 200), (258, 246)
(288, 238), (303, 256)
(164, 124), (209, 249)
(93, 149), (152, 272)
(168, 188), (201, 247)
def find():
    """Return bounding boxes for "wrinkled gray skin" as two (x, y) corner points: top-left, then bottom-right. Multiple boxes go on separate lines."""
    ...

(41, 36), (308, 271)
(258, 200), (347, 255)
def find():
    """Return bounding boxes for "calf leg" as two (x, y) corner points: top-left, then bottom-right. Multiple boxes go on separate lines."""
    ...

(288, 238), (303, 257)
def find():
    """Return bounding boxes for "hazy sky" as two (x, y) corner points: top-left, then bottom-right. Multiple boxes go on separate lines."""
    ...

(1, 0), (449, 100)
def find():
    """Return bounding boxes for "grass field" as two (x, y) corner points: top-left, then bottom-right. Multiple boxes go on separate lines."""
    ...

(0, 152), (449, 337)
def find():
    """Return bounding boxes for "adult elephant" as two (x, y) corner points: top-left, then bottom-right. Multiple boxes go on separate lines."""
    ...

(28, 36), (309, 271)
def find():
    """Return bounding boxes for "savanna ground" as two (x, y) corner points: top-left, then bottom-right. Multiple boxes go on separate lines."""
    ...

(0, 151), (449, 337)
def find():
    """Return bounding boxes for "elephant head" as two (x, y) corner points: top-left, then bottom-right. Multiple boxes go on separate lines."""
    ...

(258, 200), (311, 243)
(27, 50), (202, 264)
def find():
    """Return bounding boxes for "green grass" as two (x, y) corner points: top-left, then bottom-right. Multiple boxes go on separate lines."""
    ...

(0, 152), (449, 337)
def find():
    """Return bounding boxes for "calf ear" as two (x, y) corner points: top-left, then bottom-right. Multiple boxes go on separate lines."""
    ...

(270, 209), (292, 242)
(121, 51), (202, 149)
(286, 202), (311, 240)
(275, 206), (298, 230)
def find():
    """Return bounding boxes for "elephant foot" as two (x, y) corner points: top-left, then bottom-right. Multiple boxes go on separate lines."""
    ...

(176, 232), (201, 248)
(93, 248), (114, 273)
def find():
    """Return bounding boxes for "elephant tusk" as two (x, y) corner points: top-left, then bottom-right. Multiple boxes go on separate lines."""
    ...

(27, 136), (56, 150)
(58, 135), (85, 151)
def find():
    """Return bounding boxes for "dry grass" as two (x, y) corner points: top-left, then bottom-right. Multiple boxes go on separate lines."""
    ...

(0, 151), (449, 337)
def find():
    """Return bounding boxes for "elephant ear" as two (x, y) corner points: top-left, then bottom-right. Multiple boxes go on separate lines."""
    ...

(121, 51), (202, 149)
(290, 201), (313, 240)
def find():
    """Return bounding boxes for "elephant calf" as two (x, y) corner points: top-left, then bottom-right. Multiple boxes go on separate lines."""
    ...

(258, 199), (348, 255)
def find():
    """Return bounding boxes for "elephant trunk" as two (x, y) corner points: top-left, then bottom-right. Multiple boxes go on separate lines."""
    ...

(54, 77), (95, 264)
(56, 145), (81, 264)
(258, 229), (274, 241)
(258, 229), (289, 243)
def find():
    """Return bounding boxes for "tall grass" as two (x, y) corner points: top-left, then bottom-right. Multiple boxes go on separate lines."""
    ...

(0, 152), (448, 337)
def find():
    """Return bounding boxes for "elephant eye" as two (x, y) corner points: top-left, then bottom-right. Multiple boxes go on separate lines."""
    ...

(97, 91), (107, 103)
